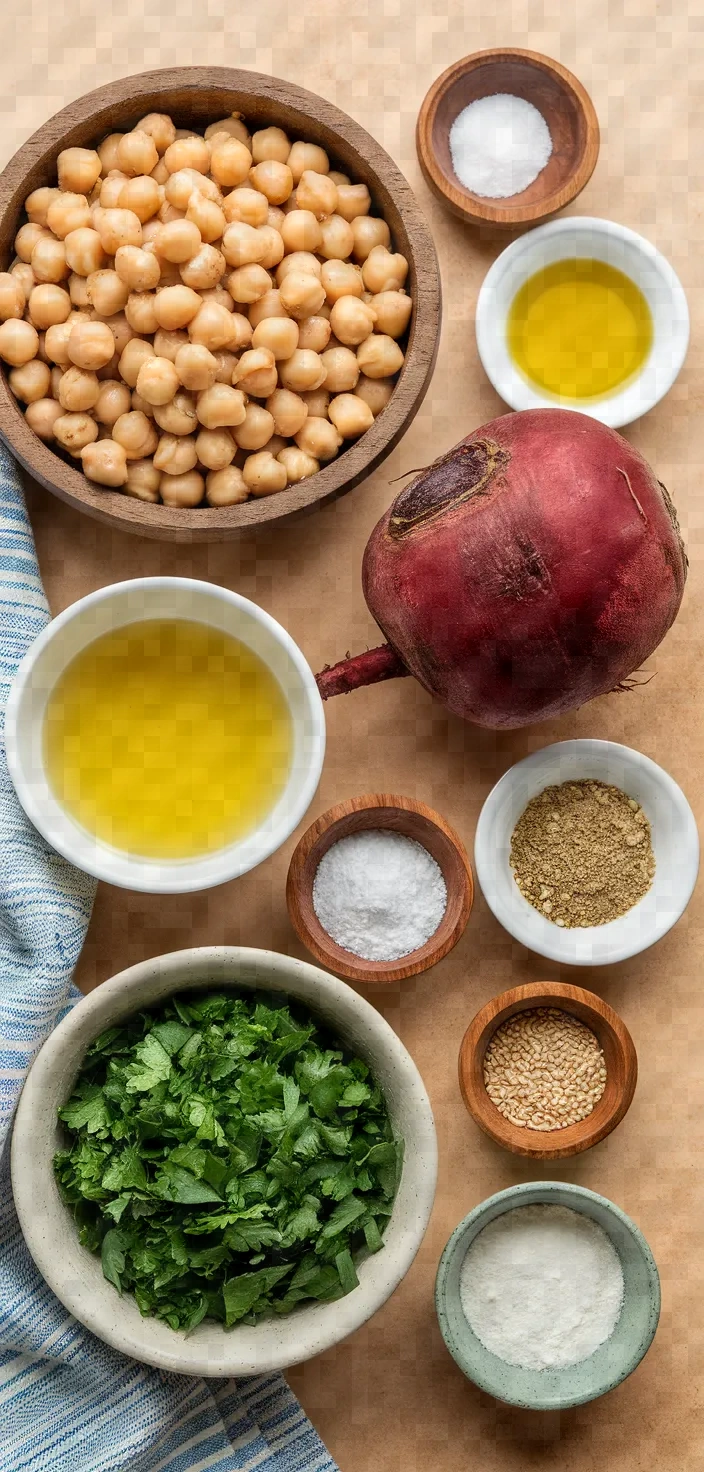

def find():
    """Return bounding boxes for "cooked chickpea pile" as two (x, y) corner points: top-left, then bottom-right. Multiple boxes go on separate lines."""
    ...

(0, 112), (412, 507)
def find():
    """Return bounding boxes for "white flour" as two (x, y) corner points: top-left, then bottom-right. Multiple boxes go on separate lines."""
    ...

(459, 1204), (624, 1371)
(312, 829), (447, 961)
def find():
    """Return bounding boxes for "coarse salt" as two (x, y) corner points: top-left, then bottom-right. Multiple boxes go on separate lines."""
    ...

(312, 829), (447, 962)
(449, 93), (553, 200)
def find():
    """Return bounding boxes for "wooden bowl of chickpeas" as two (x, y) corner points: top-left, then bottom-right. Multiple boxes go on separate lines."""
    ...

(0, 67), (441, 540)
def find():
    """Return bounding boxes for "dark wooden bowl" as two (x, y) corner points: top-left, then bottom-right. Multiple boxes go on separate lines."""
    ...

(286, 794), (473, 984)
(416, 48), (600, 230)
(458, 981), (637, 1161)
(0, 67), (441, 542)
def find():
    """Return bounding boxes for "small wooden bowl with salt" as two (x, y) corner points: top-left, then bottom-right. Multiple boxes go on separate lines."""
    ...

(459, 982), (637, 1160)
(286, 794), (473, 984)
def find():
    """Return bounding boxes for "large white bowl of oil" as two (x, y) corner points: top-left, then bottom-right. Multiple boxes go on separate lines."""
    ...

(5, 578), (326, 892)
(475, 217), (689, 428)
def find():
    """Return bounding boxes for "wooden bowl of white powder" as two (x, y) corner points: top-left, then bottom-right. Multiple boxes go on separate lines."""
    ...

(435, 1181), (660, 1409)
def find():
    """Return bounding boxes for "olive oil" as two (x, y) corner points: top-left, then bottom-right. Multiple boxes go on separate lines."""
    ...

(507, 258), (653, 400)
(44, 620), (292, 859)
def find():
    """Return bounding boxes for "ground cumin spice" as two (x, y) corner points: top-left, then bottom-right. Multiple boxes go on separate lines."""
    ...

(510, 779), (655, 928)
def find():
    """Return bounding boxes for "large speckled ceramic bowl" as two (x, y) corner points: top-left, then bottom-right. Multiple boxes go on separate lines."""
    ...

(435, 1181), (660, 1409)
(11, 946), (437, 1377)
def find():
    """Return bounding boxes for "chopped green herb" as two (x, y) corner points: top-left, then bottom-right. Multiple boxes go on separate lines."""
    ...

(54, 990), (401, 1332)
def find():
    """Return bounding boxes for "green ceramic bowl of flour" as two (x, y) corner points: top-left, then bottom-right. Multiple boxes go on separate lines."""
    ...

(435, 1181), (660, 1409)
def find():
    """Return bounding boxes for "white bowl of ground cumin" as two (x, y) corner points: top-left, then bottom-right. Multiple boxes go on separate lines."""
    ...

(474, 739), (699, 966)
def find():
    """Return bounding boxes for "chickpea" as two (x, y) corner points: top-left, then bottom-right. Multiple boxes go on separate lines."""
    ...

(196, 426), (237, 469)
(86, 269), (129, 317)
(162, 136), (210, 176)
(265, 387), (308, 437)
(329, 171), (351, 187)
(333, 182), (371, 222)
(25, 186), (63, 227)
(278, 348), (326, 393)
(65, 319), (114, 371)
(57, 365), (100, 411)
(321, 344), (362, 393)
(136, 113), (177, 155)
(369, 289), (412, 339)
(112, 409), (158, 459)
(252, 316), (298, 360)
(57, 148), (102, 194)
(32, 237), (69, 284)
(227, 264), (272, 304)
(15, 223), (50, 263)
(280, 209), (322, 254)
(9, 261), (36, 302)
(188, 301), (241, 350)
(0, 272), (26, 321)
(174, 342), (218, 391)
(176, 245), (225, 292)
(27, 284), (70, 330)
(46, 193), (91, 239)
(252, 127), (291, 164)
(79, 439), (127, 486)
(199, 285), (234, 311)
(196, 383), (247, 429)
(205, 465), (248, 505)
(357, 333), (404, 379)
(125, 456), (161, 501)
(95, 208), (143, 253)
(100, 171), (131, 208)
(221, 186), (269, 227)
(300, 387), (329, 418)
(233, 403), (275, 451)
(248, 289), (287, 327)
(205, 116), (251, 146)
(279, 271), (326, 320)
(287, 141), (329, 183)
(318, 215), (354, 261)
(158, 219), (202, 263)
(114, 245), (161, 292)
(97, 135), (125, 175)
(153, 285), (201, 331)
(159, 469), (204, 506)
(25, 397), (63, 440)
(185, 191), (226, 244)
(361, 245), (409, 295)
(232, 347), (277, 398)
(116, 131), (159, 178)
(64, 227), (105, 276)
(249, 160), (293, 206)
(221, 222), (267, 269)
(94, 378), (132, 425)
(153, 433), (198, 474)
(118, 336), (156, 387)
(153, 328), (189, 362)
(206, 137), (251, 189)
(211, 349), (239, 383)
(135, 355), (180, 406)
(354, 373), (394, 416)
(320, 259), (362, 304)
(329, 295), (376, 347)
(241, 450), (287, 496)
(276, 251), (322, 284)
(153, 389), (198, 436)
(157, 259), (184, 290)
(351, 215), (391, 262)
(131, 389), (155, 416)
(105, 312), (135, 356)
(165, 169), (221, 211)
(158, 201), (187, 226)
(328, 391), (374, 439)
(68, 273), (91, 307)
(54, 411), (99, 454)
(296, 314), (331, 353)
(119, 175), (161, 223)
(295, 415), (342, 461)
(0, 319), (39, 366)
(277, 444), (319, 483)
(44, 321), (73, 365)
(296, 171), (338, 221)
(9, 359), (51, 403)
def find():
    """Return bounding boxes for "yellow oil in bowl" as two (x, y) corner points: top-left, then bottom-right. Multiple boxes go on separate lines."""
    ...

(507, 258), (653, 400)
(44, 619), (292, 859)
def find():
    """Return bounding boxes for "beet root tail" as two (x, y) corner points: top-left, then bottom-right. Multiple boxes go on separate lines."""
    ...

(315, 643), (409, 700)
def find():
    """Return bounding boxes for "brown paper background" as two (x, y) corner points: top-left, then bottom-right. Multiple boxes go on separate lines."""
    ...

(3, 1), (703, 1466)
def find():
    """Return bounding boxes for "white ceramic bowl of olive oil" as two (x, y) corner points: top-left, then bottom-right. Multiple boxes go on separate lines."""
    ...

(5, 578), (325, 893)
(475, 217), (689, 428)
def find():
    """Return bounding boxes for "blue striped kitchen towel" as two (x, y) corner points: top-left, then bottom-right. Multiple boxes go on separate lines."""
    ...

(0, 442), (338, 1472)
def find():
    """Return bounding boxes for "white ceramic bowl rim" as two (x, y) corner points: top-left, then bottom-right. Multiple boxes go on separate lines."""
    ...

(474, 739), (699, 966)
(4, 577), (326, 894)
(475, 216), (690, 428)
(11, 945), (438, 1377)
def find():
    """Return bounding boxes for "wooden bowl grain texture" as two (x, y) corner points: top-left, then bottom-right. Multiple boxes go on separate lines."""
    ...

(286, 794), (473, 984)
(458, 981), (637, 1160)
(0, 67), (441, 542)
(416, 48), (600, 229)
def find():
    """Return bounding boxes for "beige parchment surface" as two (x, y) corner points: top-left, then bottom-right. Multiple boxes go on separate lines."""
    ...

(3, 0), (704, 1466)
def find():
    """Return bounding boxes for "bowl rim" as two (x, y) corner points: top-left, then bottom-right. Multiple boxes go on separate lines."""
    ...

(0, 65), (441, 542)
(434, 1180), (661, 1409)
(11, 944), (438, 1376)
(457, 980), (638, 1160)
(474, 738), (700, 966)
(4, 576), (326, 893)
(474, 215), (690, 427)
(415, 46), (600, 228)
(285, 792), (474, 983)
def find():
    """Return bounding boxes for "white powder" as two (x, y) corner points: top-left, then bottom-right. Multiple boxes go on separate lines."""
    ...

(459, 1204), (624, 1371)
(449, 93), (553, 199)
(312, 829), (447, 962)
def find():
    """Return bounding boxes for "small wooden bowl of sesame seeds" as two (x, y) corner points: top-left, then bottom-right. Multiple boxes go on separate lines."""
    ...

(458, 981), (637, 1160)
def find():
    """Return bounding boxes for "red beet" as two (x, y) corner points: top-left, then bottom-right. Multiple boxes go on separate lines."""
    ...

(317, 409), (687, 729)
